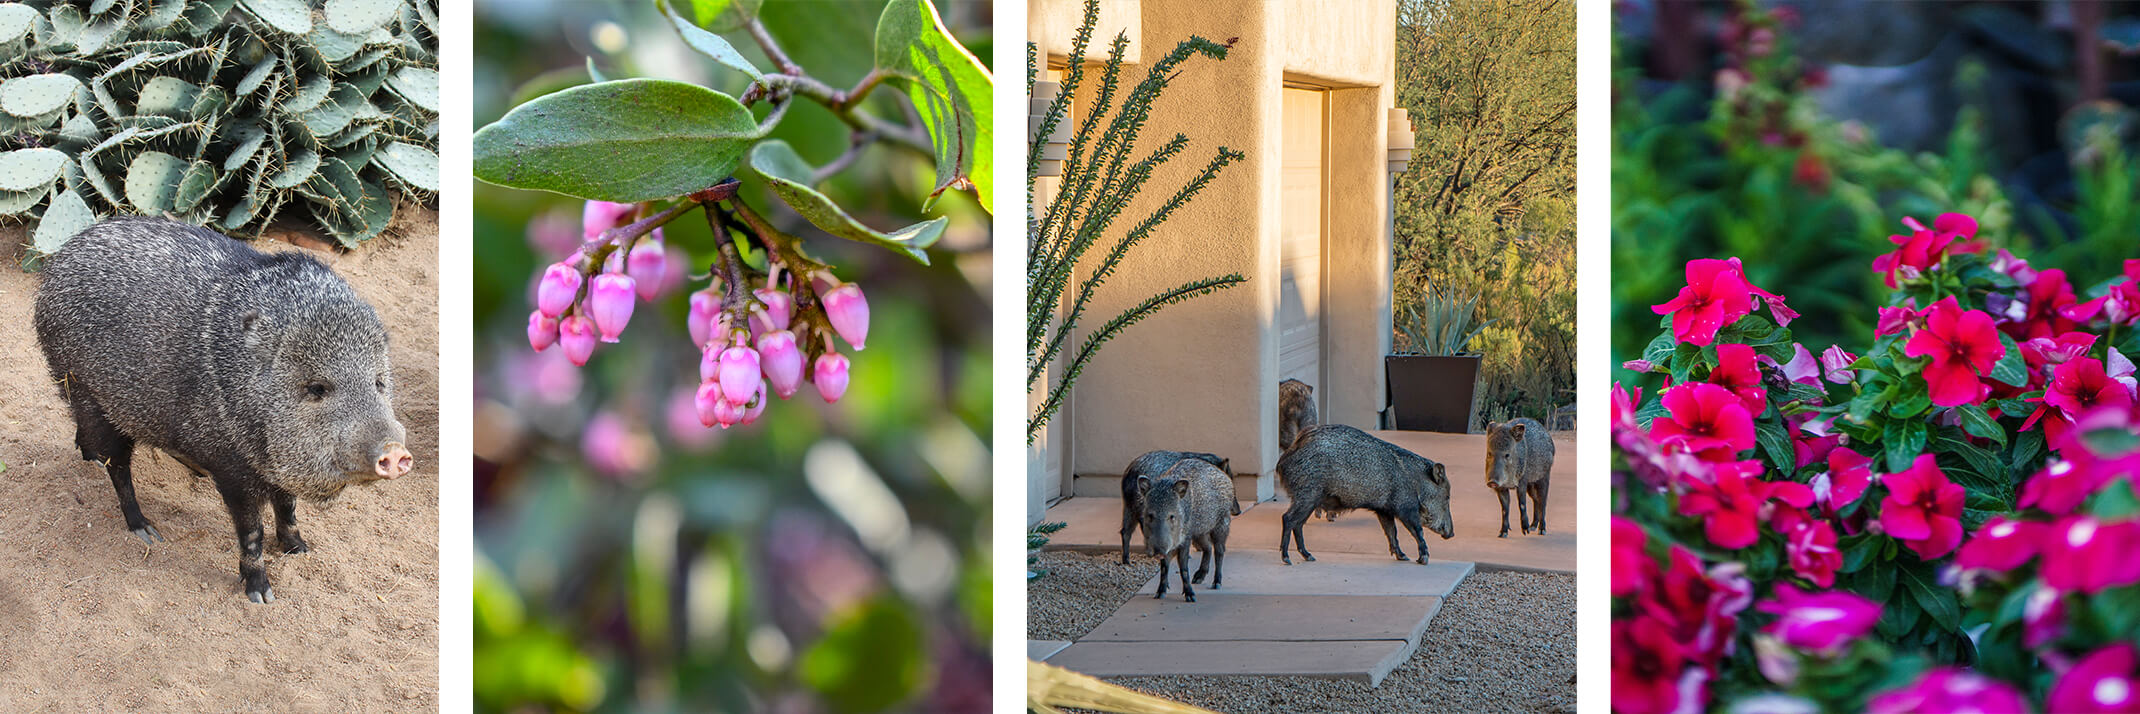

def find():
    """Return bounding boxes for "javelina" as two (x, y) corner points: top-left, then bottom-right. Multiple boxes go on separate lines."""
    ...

(33, 217), (414, 603)
(1278, 379), (1317, 452)
(1485, 418), (1553, 538)
(1136, 459), (1234, 602)
(1119, 450), (1235, 564)
(1276, 425), (1453, 565)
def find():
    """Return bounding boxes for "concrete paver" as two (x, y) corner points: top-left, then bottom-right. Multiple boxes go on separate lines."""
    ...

(1029, 640), (1071, 661)
(1129, 553), (1472, 597)
(1046, 639), (1415, 685)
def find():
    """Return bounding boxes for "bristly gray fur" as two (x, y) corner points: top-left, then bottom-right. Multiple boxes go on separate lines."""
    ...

(1275, 425), (1453, 565)
(1117, 450), (1234, 564)
(33, 216), (406, 602)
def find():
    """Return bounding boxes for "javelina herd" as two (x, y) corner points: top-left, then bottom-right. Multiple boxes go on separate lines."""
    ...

(33, 217), (415, 603)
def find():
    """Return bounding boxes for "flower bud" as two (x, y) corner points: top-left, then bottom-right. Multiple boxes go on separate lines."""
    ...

(821, 283), (870, 350)
(628, 236), (667, 301)
(588, 274), (637, 343)
(757, 329), (804, 399)
(583, 200), (633, 240)
(717, 344), (762, 405)
(687, 289), (722, 347)
(752, 287), (793, 334)
(536, 262), (582, 318)
(559, 313), (598, 366)
(814, 352), (850, 403)
(742, 379), (768, 424)
(527, 310), (559, 352)
(695, 380), (741, 429)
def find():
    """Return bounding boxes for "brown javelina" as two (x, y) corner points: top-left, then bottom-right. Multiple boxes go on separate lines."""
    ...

(1485, 418), (1554, 537)
(1278, 378), (1318, 452)
(33, 217), (414, 603)
(1118, 450), (1234, 564)
(1276, 425), (1452, 565)
(1136, 459), (1235, 602)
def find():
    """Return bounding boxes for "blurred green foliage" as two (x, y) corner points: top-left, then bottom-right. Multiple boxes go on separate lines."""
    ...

(1394, 0), (1576, 426)
(471, 1), (992, 712)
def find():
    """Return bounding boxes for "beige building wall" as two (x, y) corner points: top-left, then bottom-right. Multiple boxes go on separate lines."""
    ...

(1031, 0), (1396, 517)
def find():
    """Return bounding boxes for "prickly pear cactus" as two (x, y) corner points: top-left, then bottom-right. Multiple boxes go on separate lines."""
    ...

(0, 0), (439, 260)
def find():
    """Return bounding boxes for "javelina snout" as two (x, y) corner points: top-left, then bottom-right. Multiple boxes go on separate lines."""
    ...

(375, 442), (414, 479)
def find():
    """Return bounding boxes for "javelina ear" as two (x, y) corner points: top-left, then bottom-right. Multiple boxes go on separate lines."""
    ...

(1172, 480), (1190, 497)
(1485, 421), (1498, 433)
(1218, 458), (1232, 475)
(1509, 424), (1525, 439)
(1137, 476), (1154, 494)
(1427, 463), (1447, 486)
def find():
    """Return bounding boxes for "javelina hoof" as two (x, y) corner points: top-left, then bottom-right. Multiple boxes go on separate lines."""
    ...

(1415, 555), (1430, 565)
(246, 584), (275, 604)
(1498, 531), (1509, 539)
(1183, 591), (1196, 603)
(281, 534), (311, 554)
(130, 522), (164, 545)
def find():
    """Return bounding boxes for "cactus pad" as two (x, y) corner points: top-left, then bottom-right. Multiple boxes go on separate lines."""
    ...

(2, 74), (84, 119)
(0, 148), (67, 192)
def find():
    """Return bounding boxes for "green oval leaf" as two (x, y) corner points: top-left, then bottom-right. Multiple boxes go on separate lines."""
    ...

(659, 0), (760, 80)
(873, 0), (992, 213)
(473, 78), (763, 203)
(673, 0), (760, 33)
(749, 140), (942, 265)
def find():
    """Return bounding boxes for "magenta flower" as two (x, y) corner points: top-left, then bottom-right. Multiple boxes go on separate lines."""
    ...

(1779, 513), (1840, 588)
(1878, 454), (1966, 560)
(536, 262), (583, 318)
(1612, 517), (1651, 598)
(1756, 583), (1879, 653)
(2023, 586), (2065, 650)
(1778, 343), (1820, 387)
(1817, 448), (1872, 513)
(2062, 259), (2140, 326)
(2046, 357), (2135, 419)
(1652, 258), (1795, 346)
(1953, 516), (2045, 572)
(2049, 643), (2140, 714)
(1903, 296), (2007, 407)
(815, 352), (851, 403)
(687, 290), (722, 348)
(527, 310), (558, 352)
(1651, 382), (1758, 461)
(757, 329), (804, 399)
(1865, 668), (2030, 714)
(822, 282), (871, 350)
(1871, 212), (1979, 288)
(1873, 298), (1922, 338)
(716, 345), (762, 405)
(1819, 345), (1857, 384)
(587, 274), (636, 343)
(1710, 343), (1770, 416)
(1680, 461), (1812, 549)
(2020, 458), (2101, 516)
(2041, 516), (2140, 594)
(1611, 616), (1697, 714)
(558, 313), (598, 367)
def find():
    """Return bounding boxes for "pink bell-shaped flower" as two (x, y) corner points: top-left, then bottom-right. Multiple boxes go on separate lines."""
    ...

(821, 283), (869, 350)
(717, 343), (762, 405)
(588, 274), (637, 343)
(741, 379), (768, 424)
(527, 310), (558, 352)
(752, 287), (793, 334)
(559, 313), (599, 366)
(536, 262), (582, 318)
(757, 329), (804, 399)
(687, 289), (722, 347)
(814, 352), (850, 403)
(628, 235), (667, 301)
(583, 200), (633, 240)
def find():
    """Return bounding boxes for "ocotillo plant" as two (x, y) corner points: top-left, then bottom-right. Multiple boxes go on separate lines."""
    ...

(1026, 0), (1246, 443)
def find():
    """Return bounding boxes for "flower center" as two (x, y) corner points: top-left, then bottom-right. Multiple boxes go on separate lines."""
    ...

(2069, 520), (2098, 548)
(2096, 677), (2131, 706)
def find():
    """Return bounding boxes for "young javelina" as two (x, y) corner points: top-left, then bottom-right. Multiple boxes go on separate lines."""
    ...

(33, 217), (414, 604)
(1118, 450), (1235, 564)
(1136, 459), (1236, 602)
(1276, 425), (1453, 565)
(1485, 418), (1554, 538)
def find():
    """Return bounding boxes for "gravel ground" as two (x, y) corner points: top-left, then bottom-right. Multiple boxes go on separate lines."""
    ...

(1028, 551), (1576, 714)
(1028, 550), (1153, 641)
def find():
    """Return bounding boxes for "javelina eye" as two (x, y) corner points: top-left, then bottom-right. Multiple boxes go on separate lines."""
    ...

(376, 378), (387, 392)
(304, 381), (330, 400)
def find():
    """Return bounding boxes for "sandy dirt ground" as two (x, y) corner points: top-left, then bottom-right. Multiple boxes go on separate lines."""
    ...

(0, 208), (440, 712)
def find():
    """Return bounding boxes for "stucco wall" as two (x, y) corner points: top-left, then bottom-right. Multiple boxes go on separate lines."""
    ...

(1282, 0), (1396, 87)
(1032, 0), (1140, 64)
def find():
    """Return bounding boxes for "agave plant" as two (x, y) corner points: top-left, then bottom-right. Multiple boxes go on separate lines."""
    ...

(0, 0), (438, 260)
(1397, 280), (1496, 356)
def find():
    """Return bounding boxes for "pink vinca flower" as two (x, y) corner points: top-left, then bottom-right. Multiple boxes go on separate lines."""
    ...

(1865, 668), (2030, 714)
(1953, 516), (2046, 572)
(2047, 357), (2136, 420)
(2062, 259), (2140, 326)
(1871, 212), (1979, 289)
(1779, 343), (1820, 386)
(1819, 345), (1857, 385)
(2041, 516), (2140, 595)
(1680, 461), (1813, 550)
(1903, 296), (2007, 407)
(1710, 343), (1770, 416)
(1776, 511), (1840, 588)
(1652, 258), (1794, 346)
(1873, 298), (1922, 338)
(1878, 454), (1966, 560)
(1611, 616), (1694, 714)
(2049, 643), (2140, 714)
(1612, 517), (1651, 598)
(1756, 583), (1880, 654)
(1815, 448), (1872, 514)
(1650, 382), (1758, 461)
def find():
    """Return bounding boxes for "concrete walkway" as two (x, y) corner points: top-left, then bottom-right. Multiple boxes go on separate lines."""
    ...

(1036, 552), (1475, 685)
(1042, 429), (1578, 573)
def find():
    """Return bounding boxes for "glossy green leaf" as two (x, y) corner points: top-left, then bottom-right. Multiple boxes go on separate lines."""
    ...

(749, 140), (943, 264)
(673, 0), (761, 33)
(1954, 403), (2006, 446)
(659, 0), (760, 80)
(1987, 332), (2028, 388)
(873, 0), (993, 213)
(473, 79), (763, 203)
